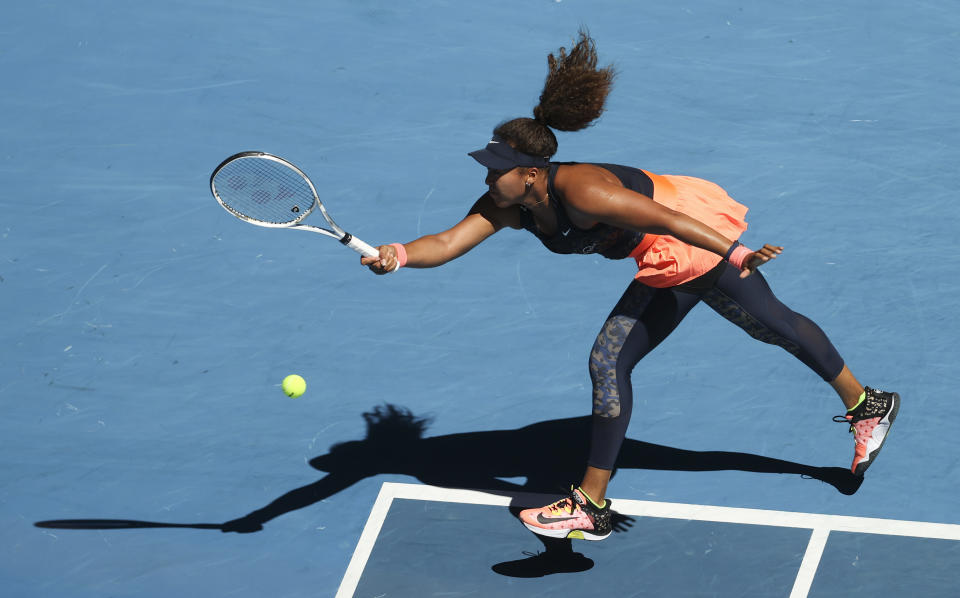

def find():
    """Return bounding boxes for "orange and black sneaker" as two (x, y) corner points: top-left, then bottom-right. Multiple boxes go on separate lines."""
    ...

(518, 486), (612, 541)
(834, 387), (900, 476)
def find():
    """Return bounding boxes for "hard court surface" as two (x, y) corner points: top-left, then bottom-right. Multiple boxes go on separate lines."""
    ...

(2, 1), (958, 596)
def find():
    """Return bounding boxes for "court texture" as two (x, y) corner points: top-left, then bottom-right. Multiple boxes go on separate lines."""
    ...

(2, 1), (958, 596)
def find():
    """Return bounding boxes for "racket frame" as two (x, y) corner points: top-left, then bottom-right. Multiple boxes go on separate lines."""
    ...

(210, 151), (380, 258)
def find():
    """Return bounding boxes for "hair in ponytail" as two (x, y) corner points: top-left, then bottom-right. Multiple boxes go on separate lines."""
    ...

(494, 29), (616, 161)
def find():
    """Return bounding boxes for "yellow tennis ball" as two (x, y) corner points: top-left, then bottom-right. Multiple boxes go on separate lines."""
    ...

(282, 374), (306, 398)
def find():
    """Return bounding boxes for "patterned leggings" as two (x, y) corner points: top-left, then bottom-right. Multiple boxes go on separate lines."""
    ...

(587, 261), (845, 470)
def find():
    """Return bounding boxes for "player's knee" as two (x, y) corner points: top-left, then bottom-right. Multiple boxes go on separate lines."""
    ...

(590, 352), (623, 418)
(589, 316), (635, 419)
(593, 394), (621, 418)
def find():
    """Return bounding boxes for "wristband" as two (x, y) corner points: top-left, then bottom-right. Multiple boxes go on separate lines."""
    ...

(727, 244), (754, 270)
(389, 243), (408, 269)
(723, 241), (741, 261)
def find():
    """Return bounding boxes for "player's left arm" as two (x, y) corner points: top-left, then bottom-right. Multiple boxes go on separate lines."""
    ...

(561, 174), (782, 275)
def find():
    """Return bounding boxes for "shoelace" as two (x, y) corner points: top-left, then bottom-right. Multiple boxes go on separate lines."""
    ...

(832, 413), (857, 434)
(834, 388), (891, 429)
(548, 487), (592, 516)
(547, 496), (578, 516)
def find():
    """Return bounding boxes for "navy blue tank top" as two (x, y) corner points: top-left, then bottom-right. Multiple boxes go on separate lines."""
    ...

(520, 162), (653, 259)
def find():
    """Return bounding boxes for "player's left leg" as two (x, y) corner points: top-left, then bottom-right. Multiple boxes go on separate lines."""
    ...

(702, 263), (899, 476)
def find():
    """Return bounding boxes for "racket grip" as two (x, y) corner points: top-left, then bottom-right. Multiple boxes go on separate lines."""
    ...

(340, 233), (380, 258)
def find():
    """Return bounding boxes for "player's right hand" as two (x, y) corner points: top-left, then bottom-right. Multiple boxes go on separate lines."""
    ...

(361, 245), (398, 275)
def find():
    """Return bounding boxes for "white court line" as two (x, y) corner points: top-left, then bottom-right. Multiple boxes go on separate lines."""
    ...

(790, 527), (831, 598)
(334, 485), (397, 598)
(336, 482), (960, 598)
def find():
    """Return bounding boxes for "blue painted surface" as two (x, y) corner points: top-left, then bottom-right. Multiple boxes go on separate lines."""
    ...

(810, 532), (960, 598)
(355, 499), (810, 597)
(2, 0), (958, 596)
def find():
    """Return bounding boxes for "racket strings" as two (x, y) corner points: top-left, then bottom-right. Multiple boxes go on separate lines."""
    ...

(213, 157), (316, 225)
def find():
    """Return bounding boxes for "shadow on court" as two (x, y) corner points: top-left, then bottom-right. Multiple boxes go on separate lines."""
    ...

(35, 404), (861, 576)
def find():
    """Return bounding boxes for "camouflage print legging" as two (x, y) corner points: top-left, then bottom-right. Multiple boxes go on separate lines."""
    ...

(587, 261), (845, 470)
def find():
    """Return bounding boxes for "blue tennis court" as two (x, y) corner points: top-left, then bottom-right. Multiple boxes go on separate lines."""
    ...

(341, 484), (960, 597)
(3, 1), (958, 596)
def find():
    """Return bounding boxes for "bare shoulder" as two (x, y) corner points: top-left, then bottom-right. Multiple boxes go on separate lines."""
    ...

(468, 192), (525, 230)
(552, 163), (626, 212)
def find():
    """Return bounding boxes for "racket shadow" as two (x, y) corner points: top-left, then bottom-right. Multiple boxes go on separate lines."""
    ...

(34, 403), (861, 544)
(34, 520), (223, 531)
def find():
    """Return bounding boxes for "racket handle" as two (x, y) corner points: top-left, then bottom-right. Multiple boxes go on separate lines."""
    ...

(340, 233), (380, 259)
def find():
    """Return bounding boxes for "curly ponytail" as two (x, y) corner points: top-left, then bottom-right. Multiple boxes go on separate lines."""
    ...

(494, 29), (616, 160)
(536, 29), (616, 132)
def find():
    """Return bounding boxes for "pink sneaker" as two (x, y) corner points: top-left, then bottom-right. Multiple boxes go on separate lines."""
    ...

(834, 387), (900, 476)
(519, 487), (612, 541)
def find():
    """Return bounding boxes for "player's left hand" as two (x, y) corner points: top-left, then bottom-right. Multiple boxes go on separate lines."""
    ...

(740, 243), (783, 278)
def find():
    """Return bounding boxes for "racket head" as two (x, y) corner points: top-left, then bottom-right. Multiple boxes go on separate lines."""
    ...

(210, 152), (322, 228)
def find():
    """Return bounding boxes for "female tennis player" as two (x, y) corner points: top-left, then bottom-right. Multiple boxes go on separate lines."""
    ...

(361, 31), (899, 542)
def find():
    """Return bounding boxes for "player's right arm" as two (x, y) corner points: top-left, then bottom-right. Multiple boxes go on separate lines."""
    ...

(362, 193), (523, 274)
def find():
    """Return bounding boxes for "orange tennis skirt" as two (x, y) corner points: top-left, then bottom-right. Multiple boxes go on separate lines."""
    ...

(629, 172), (749, 288)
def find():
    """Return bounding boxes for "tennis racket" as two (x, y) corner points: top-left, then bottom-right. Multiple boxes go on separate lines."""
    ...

(210, 151), (380, 259)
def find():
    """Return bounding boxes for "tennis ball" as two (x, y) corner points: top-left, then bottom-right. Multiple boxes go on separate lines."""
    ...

(282, 374), (306, 398)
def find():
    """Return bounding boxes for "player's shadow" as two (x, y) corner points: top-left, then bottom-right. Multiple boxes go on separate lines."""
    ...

(36, 403), (861, 577)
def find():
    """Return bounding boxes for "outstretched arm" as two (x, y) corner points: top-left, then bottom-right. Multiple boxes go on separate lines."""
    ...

(221, 472), (365, 533)
(361, 193), (522, 274)
(561, 171), (782, 277)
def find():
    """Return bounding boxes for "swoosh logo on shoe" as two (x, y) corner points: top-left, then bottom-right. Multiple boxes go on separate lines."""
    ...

(537, 514), (581, 524)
